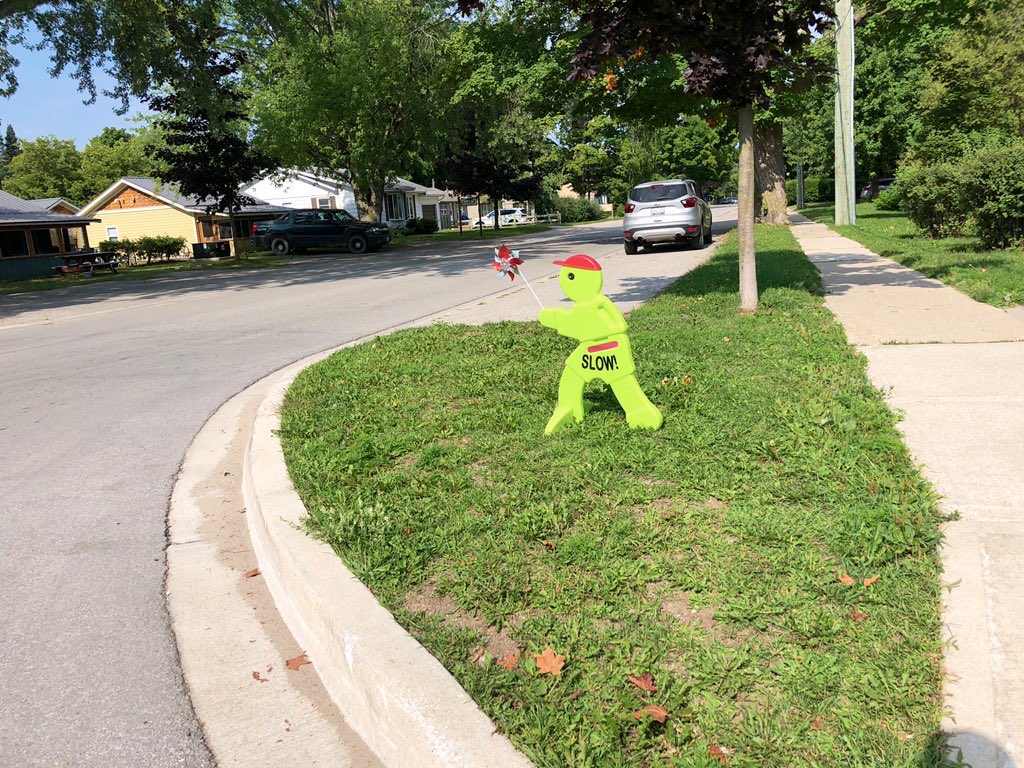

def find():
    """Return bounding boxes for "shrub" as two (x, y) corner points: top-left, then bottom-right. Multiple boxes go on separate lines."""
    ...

(135, 235), (188, 263)
(898, 162), (969, 238)
(784, 176), (834, 204)
(554, 196), (604, 223)
(963, 143), (1024, 249)
(403, 217), (439, 235)
(874, 185), (903, 211)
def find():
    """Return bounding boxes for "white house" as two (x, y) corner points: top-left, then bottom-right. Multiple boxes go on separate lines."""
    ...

(242, 170), (451, 228)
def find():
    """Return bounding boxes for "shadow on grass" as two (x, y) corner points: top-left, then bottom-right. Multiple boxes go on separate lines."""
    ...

(665, 231), (825, 299)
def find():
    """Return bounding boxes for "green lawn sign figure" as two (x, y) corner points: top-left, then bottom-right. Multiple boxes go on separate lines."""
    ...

(537, 254), (663, 434)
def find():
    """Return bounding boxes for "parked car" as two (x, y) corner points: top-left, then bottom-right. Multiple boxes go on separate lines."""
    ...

(251, 209), (391, 255)
(860, 177), (895, 200)
(719, 197), (738, 205)
(622, 180), (713, 254)
(473, 208), (528, 226)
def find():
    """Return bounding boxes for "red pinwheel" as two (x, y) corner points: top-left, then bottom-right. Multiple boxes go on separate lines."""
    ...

(492, 244), (524, 281)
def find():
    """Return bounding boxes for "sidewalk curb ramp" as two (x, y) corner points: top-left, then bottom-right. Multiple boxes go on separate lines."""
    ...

(243, 356), (534, 768)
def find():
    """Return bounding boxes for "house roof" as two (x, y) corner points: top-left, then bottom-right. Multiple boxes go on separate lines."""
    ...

(272, 169), (445, 199)
(79, 177), (282, 218)
(27, 197), (81, 213)
(0, 189), (98, 226)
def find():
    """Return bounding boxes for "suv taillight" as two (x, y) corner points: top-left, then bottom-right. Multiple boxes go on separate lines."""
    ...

(251, 222), (258, 235)
(682, 197), (698, 208)
(624, 203), (635, 213)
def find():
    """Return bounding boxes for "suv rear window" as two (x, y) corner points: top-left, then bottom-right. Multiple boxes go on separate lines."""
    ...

(631, 184), (688, 203)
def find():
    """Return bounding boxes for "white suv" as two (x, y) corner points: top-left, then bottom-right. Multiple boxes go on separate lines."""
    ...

(622, 180), (712, 254)
(474, 208), (528, 226)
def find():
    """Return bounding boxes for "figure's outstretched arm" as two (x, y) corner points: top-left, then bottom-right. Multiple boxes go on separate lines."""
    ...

(538, 307), (569, 330)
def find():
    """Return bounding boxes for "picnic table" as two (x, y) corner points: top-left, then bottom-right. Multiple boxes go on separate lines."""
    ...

(54, 251), (119, 276)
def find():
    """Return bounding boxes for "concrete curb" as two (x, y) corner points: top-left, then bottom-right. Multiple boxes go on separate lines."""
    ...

(243, 359), (533, 768)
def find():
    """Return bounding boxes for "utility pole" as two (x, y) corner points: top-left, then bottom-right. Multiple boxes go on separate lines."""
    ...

(834, 0), (856, 225)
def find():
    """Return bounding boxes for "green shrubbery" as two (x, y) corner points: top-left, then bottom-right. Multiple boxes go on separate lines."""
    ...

(786, 176), (835, 204)
(964, 144), (1024, 249)
(554, 196), (605, 223)
(99, 235), (189, 264)
(400, 217), (440, 236)
(897, 162), (969, 238)
(874, 186), (903, 211)
(891, 141), (1024, 247)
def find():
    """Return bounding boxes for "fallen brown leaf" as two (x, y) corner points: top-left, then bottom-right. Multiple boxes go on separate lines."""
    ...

(244, 568), (260, 579)
(709, 744), (731, 764)
(810, 717), (822, 731)
(469, 647), (485, 665)
(683, 375), (693, 385)
(863, 574), (880, 587)
(541, 540), (556, 550)
(286, 654), (311, 671)
(661, 737), (679, 756)
(627, 673), (657, 692)
(535, 647), (565, 676)
(567, 689), (584, 701)
(633, 704), (668, 723)
(838, 572), (856, 587)
(252, 670), (268, 683)
(851, 607), (869, 622)
(497, 651), (520, 671)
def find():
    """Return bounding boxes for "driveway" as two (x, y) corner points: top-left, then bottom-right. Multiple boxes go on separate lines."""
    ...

(0, 210), (736, 766)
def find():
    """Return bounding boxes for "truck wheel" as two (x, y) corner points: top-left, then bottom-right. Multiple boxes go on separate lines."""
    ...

(271, 237), (290, 256)
(348, 234), (368, 254)
(624, 240), (638, 254)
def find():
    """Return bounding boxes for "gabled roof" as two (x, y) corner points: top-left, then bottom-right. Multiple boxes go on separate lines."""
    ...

(260, 168), (445, 198)
(27, 197), (81, 213)
(0, 189), (98, 226)
(79, 177), (280, 218)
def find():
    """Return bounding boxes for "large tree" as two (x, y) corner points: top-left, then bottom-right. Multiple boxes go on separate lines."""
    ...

(552, 0), (833, 312)
(3, 135), (81, 201)
(248, 0), (453, 221)
(70, 127), (158, 204)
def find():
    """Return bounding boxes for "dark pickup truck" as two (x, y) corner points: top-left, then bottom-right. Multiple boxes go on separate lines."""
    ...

(251, 209), (391, 255)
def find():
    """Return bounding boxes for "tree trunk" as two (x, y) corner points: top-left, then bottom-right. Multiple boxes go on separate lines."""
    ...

(353, 175), (382, 223)
(738, 105), (758, 314)
(493, 191), (501, 230)
(753, 119), (788, 225)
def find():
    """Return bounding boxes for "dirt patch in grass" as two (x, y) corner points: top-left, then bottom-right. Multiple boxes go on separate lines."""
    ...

(405, 583), (520, 661)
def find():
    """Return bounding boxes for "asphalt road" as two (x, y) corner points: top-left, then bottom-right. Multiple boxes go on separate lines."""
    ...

(0, 211), (735, 767)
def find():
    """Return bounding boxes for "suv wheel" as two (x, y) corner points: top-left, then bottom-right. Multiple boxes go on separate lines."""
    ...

(703, 217), (713, 244)
(624, 240), (638, 255)
(348, 234), (368, 254)
(271, 237), (290, 256)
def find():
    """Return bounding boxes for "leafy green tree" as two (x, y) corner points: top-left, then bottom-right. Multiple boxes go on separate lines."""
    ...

(916, 0), (1024, 159)
(3, 135), (82, 202)
(70, 127), (158, 204)
(148, 42), (275, 213)
(558, 115), (618, 199)
(250, 0), (452, 221)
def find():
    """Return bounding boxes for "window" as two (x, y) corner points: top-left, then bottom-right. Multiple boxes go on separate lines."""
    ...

(201, 220), (215, 238)
(218, 222), (233, 240)
(316, 197), (332, 209)
(384, 192), (405, 221)
(332, 210), (356, 223)
(106, 226), (120, 242)
(630, 184), (687, 202)
(0, 230), (30, 258)
(294, 212), (317, 224)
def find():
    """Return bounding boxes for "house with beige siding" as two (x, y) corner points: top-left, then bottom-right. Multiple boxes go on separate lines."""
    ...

(78, 177), (286, 256)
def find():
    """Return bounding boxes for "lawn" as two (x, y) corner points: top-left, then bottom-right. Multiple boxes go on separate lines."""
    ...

(0, 251), (289, 295)
(279, 225), (948, 767)
(800, 202), (1024, 307)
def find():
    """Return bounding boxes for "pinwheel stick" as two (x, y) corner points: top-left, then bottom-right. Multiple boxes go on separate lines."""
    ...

(517, 268), (545, 309)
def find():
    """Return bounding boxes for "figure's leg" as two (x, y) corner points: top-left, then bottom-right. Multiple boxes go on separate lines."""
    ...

(610, 375), (663, 430)
(545, 367), (586, 435)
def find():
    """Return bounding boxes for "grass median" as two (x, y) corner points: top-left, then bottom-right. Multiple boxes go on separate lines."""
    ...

(800, 202), (1024, 307)
(280, 225), (948, 767)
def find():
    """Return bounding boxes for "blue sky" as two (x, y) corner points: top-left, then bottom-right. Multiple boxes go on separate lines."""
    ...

(0, 41), (149, 148)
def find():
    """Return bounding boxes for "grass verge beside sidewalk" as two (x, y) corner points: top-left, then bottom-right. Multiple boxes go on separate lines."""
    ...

(280, 226), (948, 767)
(801, 202), (1024, 307)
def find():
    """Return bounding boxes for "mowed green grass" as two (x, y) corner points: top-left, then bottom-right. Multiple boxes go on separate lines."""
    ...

(801, 202), (1024, 307)
(280, 226), (949, 767)
(0, 251), (290, 295)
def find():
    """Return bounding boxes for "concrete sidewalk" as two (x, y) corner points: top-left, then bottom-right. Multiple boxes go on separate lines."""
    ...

(790, 214), (1024, 768)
